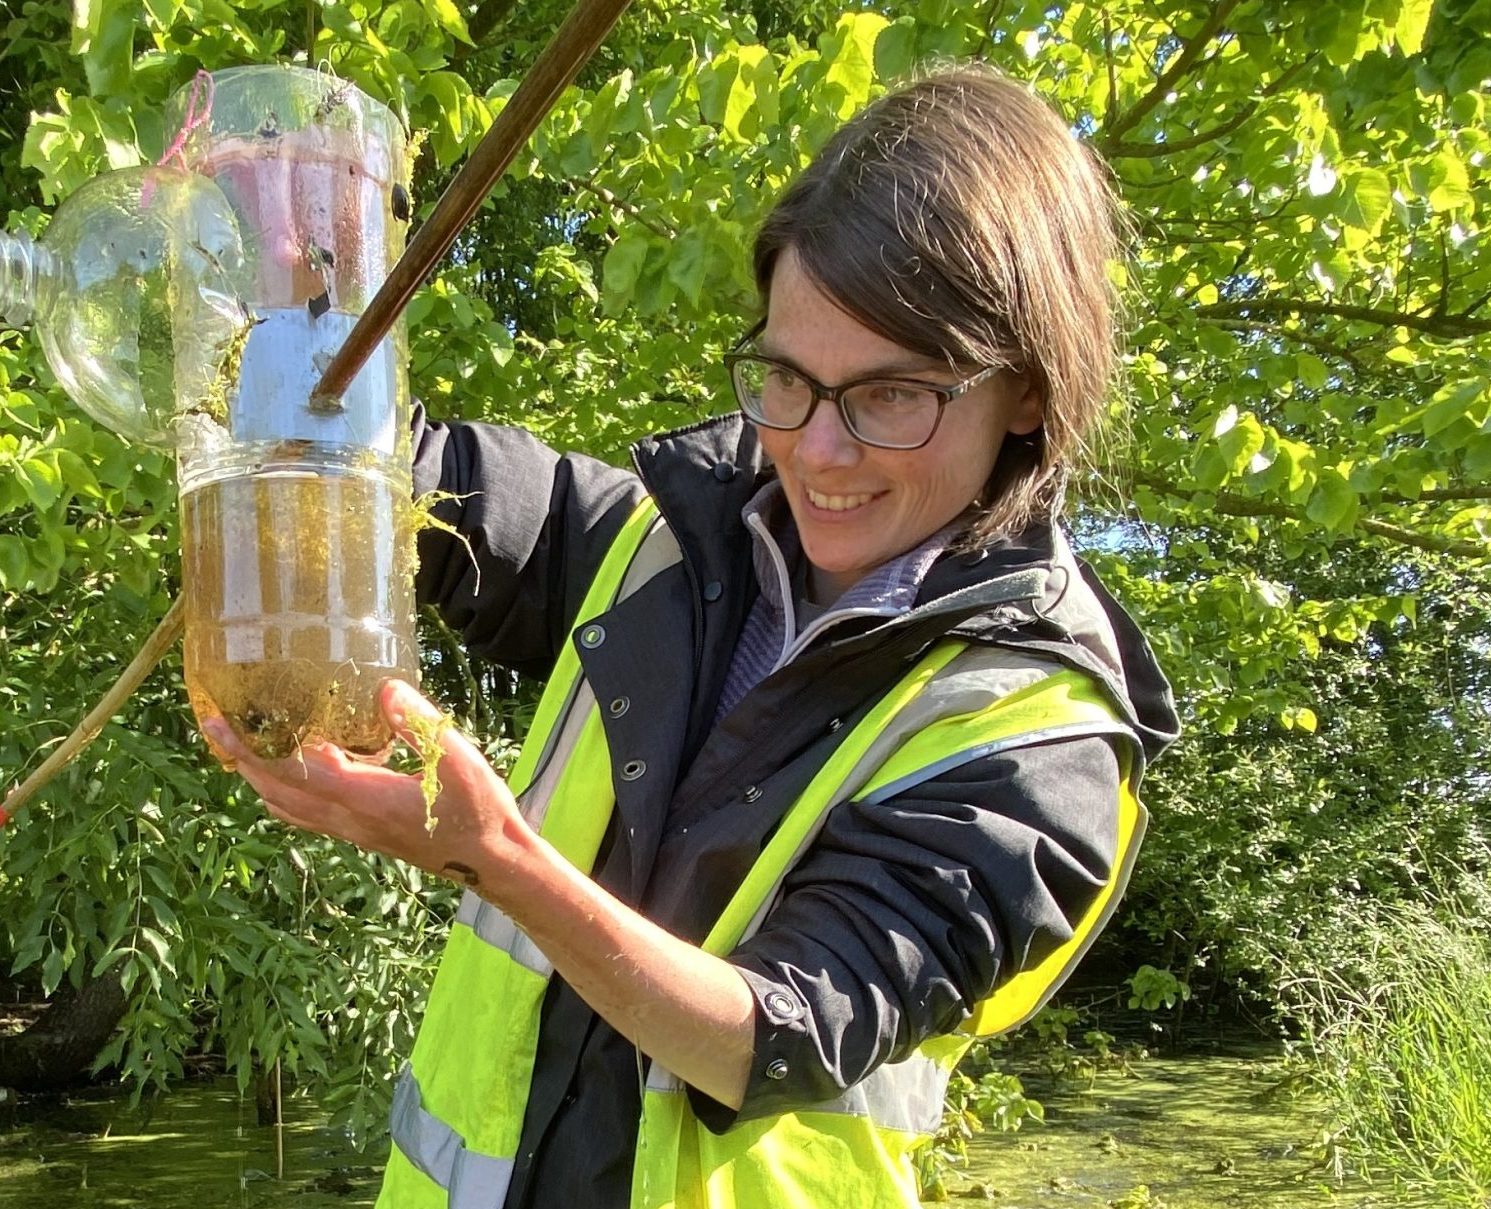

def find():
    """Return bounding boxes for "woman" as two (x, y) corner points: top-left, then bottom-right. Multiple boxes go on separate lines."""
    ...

(207, 66), (1178, 1208)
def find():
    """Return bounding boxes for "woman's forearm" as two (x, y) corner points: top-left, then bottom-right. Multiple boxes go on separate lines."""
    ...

(202, 681), (756, 1109)
(474, 823), (756, 1109)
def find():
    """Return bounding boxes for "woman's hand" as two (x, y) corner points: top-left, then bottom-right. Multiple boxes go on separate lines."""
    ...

(204, 677), (756, 1109)
(201, 679), (528, 892)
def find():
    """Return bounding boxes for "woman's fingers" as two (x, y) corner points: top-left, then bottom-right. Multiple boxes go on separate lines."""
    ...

(378, 678), (507, 811)
(200, 695), (521, 878)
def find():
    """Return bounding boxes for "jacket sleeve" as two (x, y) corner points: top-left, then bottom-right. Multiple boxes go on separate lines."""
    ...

(687, 733), (1125, 1130)
(411, 408), (647, 677)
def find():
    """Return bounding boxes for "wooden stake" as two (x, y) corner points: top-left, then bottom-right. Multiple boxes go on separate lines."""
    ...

(1, 597), (185, 826)
(310, 0), (633, 404)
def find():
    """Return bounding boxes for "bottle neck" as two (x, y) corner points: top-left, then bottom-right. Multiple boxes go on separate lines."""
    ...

(0, 230), (56, 328)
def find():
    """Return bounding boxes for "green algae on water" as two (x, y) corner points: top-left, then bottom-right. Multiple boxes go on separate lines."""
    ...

(956, 1050), (1423, 1209)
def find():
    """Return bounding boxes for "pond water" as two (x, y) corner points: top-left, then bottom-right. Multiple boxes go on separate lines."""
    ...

(0, 1049), (1427, 1207)
(958, 1048), (1429, 1208)
(0, 1080), (382, 1208)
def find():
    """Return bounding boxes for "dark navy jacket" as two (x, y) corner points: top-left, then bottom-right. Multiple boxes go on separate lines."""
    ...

(411, 410), (1179, 1209)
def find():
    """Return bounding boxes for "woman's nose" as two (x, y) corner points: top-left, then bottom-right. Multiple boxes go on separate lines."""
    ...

(794, 396), (860, 468)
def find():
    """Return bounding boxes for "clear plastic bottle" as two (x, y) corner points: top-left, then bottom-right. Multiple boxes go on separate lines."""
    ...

(166, 66), (418, 759)
(0, 167), (249, 447)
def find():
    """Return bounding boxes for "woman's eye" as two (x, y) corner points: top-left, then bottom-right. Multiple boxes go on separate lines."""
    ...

(867, 383), (918, 405)
(765, 367), (802, 390)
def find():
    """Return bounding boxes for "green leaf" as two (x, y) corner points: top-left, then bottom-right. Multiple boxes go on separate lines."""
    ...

(874, 18), (918, 82)
(1217, 411), (1267, 476)
(422, 72), (470, 163)
(587, 69), (634, 145)
(1190, 444), (1229, 490)
(1323, 1), (1368, 64)
(141, 0), (181, 29)
(697, 55), (739, 127)
(1421, 380), (1485, 439)
(602, 230), (650, 313)
(1251, 579), (1291, 610)
(74, 0), (142, 96)
(1390, 0), (1433, 54)
(1427, 151), (1472, 213)
(18, 455), (62, 510)
(667, 230), (710, 308)
(422, 0), (473, 45)
(42, 947), (65, 997)
(1296, 353), (1330, 390)
(1280, 706), (1319, 733)
(721, 47), (776, 142)
(821, 12), (889, 118)
(1305, 468), (1359, 533)
(1337, 168), (1392, 236)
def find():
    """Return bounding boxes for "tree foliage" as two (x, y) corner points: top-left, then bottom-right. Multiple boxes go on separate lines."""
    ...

(1, 0), (1487, 1133)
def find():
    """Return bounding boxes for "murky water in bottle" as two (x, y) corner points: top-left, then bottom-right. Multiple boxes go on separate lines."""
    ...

(180, 464), (416, 759)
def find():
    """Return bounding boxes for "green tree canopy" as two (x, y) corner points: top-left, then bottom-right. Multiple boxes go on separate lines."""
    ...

(1, 0), (1487, 1125)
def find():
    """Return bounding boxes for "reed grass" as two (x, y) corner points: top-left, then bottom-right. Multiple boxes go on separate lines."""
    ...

(1282, 889), (1491, 1207)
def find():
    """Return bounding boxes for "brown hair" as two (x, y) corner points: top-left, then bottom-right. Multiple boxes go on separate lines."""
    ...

(753, 65), (1122, 544)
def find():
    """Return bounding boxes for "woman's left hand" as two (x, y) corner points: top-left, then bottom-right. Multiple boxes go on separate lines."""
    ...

(206, 677), (756, 1109)
(201, 679), (526, 889)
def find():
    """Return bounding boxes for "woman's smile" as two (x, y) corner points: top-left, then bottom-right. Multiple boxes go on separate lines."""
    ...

(802, 487), (883, 513)
(755, 250), (1041, 603)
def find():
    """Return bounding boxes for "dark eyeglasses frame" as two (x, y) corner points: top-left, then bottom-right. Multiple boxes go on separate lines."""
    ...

(723, 326), (1005, 452)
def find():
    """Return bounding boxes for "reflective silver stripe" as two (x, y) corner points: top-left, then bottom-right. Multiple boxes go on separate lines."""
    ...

(616, 515), (682, 600)
(517, 679), (598, 833)
(454, 891), (553, 977)
(642, 1053), (946, 1136)
(449, 1148), (516, 1209)
(510, 673), (585, 822)
(857, 719), (1135, 807)
(454, 890), (482, 931)
(645, 1061), (680, 1095)
(391, 1065), (515, 1207)
(513, 515), (678, 832)
(821, 1053), (949, 1136)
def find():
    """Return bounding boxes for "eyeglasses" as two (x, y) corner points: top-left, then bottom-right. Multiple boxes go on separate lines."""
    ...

(724, 335), (1004, 451)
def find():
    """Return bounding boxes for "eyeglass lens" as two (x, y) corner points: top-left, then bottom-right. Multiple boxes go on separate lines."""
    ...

(732, 359), (941, 449)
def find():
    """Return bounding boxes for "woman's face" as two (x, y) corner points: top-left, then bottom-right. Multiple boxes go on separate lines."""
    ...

(755, 251), (1042, 603)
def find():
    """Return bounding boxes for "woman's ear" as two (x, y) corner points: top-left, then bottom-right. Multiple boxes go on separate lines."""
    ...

(1005, 373), (1044, 437)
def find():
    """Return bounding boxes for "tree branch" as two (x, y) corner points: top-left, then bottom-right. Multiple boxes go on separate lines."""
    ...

(453, 0), (520, 61)
(423, 605), (497, 735)
(2, 597), (185, 826)
(566, 174), (676, 240)
(1105, 99), (1257, 159)
(1204, 317), (1371, 374)
(1196, 298), (1491, 339)
(1374, 485), (1491, 504)
(1356, 516), (1486, 558)
(1101, 0), (1244, 145)
(1126, 472), (1489, 561)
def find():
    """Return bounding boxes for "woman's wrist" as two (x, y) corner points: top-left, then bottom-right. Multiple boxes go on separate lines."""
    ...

(454, 811), (561, 914)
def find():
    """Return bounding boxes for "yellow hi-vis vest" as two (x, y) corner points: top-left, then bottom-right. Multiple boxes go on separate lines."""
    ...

(378, 497), (1146, 1209)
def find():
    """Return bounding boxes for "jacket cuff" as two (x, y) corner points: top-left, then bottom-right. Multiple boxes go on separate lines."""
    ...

(686, 965), (820, 1135)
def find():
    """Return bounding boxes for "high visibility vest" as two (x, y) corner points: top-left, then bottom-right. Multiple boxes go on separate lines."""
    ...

(378, 497), (1145, 1209)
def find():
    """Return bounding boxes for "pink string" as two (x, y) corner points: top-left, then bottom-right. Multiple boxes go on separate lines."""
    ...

(157, 70), (215, 171)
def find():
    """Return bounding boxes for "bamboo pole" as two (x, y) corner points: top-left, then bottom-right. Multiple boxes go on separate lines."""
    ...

(309, 0), (634, 404)
(0, 0), (633, 827)
(1, 597), (185, 827)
